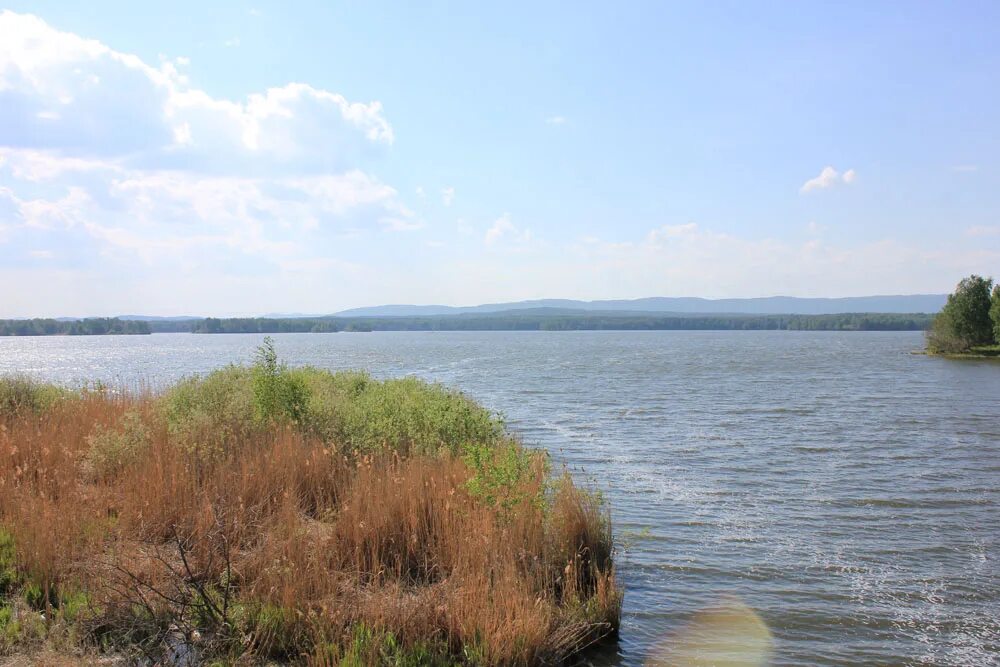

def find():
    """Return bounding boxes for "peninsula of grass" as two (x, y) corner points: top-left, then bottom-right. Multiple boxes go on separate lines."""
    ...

(0, 340), (619, 665)
(933, 344), (1000, 359)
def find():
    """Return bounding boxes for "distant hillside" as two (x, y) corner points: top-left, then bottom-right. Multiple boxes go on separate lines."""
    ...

(335, 295), (947, 317)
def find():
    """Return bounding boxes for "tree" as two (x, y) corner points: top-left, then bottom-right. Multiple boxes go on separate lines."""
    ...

(991, 283), (1000, 345)
(927, 275), (995, 352)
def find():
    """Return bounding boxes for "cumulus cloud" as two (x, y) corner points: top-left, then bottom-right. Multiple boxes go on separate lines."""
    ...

(0, 10), (425, 316)
(800, 166), (856, 193)
(0, 10), (392, 172)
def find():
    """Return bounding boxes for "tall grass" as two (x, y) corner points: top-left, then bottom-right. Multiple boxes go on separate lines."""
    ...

(0, 346), (619, 665)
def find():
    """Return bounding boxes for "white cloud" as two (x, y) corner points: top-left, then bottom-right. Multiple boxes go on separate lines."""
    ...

(485, 213), (532, 245)
(28, 249), (54, 259)
(0, 10), (392, 171)
(223, 37), (241, 48)
(415, 186), (425, 198)
(966, 225), (1000, 237)
(441, 186), (455, 207)
(950, 164), (978, 173)
(800, 166), (857, 193)
(545, 115), (566, 125)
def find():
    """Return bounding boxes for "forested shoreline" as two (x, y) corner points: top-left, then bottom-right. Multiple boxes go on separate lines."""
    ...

(0, 318), (150, 336)
(181, 312), (934, 333)
(1, 312), (935, 336)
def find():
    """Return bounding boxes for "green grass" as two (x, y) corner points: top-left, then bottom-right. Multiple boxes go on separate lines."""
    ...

(163, 356), (505, 458)
(0, 341), (618, 664)
(0, 376), (69, 418)
(930, 344), (1000, 359)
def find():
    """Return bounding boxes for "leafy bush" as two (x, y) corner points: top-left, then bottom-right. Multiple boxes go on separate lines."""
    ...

(84, 411), (152, 480)
(251, 337), (307, 425)
(463, 441), (544, 514)
(295, 368), (504, 456)
(161, 364), (259, 456)
(0, 529), (18, 596)
(162, 341), (504, 457)
(0, 376), (67, 418)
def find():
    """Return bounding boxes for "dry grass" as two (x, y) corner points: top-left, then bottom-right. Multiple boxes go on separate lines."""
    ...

(0, 371), (619, 665)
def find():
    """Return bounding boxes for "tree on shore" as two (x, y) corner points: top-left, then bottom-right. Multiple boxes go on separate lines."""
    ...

(927, 275), (996, 353)
(992, 284), (1000, 344)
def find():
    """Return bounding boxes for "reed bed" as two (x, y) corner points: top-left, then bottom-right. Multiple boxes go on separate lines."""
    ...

(0, 344), (619, 665)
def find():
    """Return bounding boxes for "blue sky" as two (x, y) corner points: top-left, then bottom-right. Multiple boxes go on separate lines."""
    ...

(1, 1), (998, 316)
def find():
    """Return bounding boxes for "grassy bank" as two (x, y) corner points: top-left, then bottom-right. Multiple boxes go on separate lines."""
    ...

(927, 344), (1000, 359)
(0, 341), (619, 665)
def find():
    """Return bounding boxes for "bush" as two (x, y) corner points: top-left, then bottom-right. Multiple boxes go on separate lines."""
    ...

(162, 341), (505, 458)
(295, 368), (505, 456)
(0, 376), (67, 419)
(84, 411), (152, 481)
(0, 357), (619, 665)
(0, 529), (18, 597)
(251, 337), (307, 425)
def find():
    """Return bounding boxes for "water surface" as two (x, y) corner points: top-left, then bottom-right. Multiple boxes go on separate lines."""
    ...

(1, 331), (998, 665)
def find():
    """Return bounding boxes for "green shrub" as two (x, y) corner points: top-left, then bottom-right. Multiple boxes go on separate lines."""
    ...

(295, 369), (505, 456)
(85, 411), (151, 480)
(0, 376), (68, 418)
(0, 529), (18, 596)
(251, 337), (307, 424)
(463, 441), (543, 515)
(161, 341), (505, 458)
(161, 365), (258, 456)
(313, 624), (456, 667)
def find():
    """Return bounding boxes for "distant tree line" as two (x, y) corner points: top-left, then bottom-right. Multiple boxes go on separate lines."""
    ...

(159, 312), (935, 334)
(926, 275), (1000, 353)
(3, 312), (943, 337)
(189, 317), (343, 334)
(0, 318), (151, 336)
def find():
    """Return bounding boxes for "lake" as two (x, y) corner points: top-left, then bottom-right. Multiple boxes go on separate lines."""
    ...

(1, 330), (998, 666)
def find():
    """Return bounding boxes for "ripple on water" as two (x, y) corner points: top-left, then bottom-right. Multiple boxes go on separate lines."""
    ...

(1, 330), (998, 666)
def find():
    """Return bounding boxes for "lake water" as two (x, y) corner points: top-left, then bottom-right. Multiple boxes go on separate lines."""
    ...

(1, 331), (998, 666)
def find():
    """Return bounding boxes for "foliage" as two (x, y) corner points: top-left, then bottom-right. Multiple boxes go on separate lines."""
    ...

(463, 441), (543, 515)
(0, 318), (150, 336)
(84, 411), (152, 481)
(164, 350), (503, 457)
(927, 275), (996, 353)
(178, 312), (937, 334)
(0, 350), (618, 664)
(0, 376), (68, 419)
(0, 529), (18, 597)
(991, 284), (1000, 344)
(294, 369), (504, 456)
(251, 337), (307, 424)
(192, 317), (337, 333)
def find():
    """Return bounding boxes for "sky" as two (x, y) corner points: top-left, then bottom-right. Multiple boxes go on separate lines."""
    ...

(1, 1), (999, 317)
